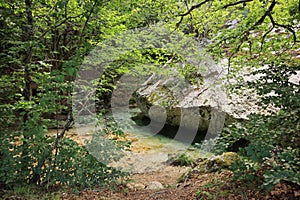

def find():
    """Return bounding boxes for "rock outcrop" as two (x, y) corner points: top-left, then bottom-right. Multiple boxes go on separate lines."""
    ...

(133, 60), (266, 136)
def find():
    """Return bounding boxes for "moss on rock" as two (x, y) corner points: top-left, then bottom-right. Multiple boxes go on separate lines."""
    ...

(195, 152), (239, 172)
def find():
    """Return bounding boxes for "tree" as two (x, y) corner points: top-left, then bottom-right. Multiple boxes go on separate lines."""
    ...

(169, 0), (299, 188)
(0, 0), (136, 188)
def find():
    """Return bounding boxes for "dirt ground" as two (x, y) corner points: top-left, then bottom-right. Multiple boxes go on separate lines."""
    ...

(62, 168), (299, 200)
(47, 128), (299, 200)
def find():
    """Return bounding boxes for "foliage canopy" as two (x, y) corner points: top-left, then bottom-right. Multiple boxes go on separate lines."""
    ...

(0, 0), (299, 192)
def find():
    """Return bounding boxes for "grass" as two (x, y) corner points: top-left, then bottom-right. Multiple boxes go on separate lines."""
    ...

(2, 185), (61, 200)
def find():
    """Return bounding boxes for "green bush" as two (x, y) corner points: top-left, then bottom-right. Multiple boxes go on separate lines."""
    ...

(170, 153), (194, 166)
(214, 63), (300, 189)
(0, 126), (127, 189)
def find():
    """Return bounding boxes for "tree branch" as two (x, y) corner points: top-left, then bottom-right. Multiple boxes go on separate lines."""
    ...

(176, 0), (211, 28)
(260, 25), (274, 51)
(222, 0), (254, 9)
(178, 0), (211, 17)
(245, 0), (276, 34)
(39, 14), (82, 40)
(78, 0), (98, 47)
(33, 117), (73, 185)
(268, 14), (299, 44)
(217, 0), (277, 53)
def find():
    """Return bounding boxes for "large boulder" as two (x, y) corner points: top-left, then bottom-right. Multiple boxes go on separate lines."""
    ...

(133, 61), (266, 135)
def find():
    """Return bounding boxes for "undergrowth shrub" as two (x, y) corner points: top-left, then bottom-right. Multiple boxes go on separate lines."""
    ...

(0, 103), (128, 190)
(0, 126), (127, 190)
(213, 63), (300, 189)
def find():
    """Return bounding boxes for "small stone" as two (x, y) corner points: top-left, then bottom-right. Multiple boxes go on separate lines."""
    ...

(146, 181), (164, 190)
(126, 182), (145, 190)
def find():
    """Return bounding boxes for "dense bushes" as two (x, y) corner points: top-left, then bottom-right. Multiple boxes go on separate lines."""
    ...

(217, 111), (299, 189)
(0, 107), (127, 190)
(214, 63), (300, 189)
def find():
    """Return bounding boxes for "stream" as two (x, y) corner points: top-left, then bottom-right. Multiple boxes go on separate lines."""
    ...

(71, 107), (212, 173)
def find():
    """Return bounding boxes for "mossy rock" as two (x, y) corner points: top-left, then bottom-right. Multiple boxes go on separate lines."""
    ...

(212, 152), (239, 167)
(195, 152), (239, 172)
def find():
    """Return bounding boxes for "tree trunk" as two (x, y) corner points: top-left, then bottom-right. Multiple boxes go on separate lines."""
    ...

(22, 0), (35, 182)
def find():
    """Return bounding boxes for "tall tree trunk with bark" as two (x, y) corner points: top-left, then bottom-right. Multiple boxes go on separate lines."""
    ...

(22, 0), (34, 181)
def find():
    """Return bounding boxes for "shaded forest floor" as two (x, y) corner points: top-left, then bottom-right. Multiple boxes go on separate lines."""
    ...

(60, 128), (299, 200)
(4, 167), (298, 200)
(61, 168), (299, 200)
(2, 128), (299, 200)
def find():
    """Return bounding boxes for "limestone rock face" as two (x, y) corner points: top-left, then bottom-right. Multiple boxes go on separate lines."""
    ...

(133, 57), (294, 135)
(133, 61), (260, 135)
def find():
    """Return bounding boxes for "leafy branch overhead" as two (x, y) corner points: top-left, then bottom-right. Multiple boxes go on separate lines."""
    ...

(175, 0), (300, 65)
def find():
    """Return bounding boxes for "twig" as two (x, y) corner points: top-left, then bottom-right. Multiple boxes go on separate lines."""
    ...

(268, 14), (299, 45)
(244, 0), (276, 34)
(260, 26), (274, 51)
(52, 116), (73, 149)
(33, 117), (73, 185)
(176, 0), (211, 28)
(197, 87), (209, 97)
(211, 0), (277, 59)
(39, 14), (82, 39)
(222, 0), (254, 9)
(78, 0), (98, 47)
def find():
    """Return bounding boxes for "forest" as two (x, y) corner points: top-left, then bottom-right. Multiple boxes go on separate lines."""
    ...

(0, 0), (299, 199)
